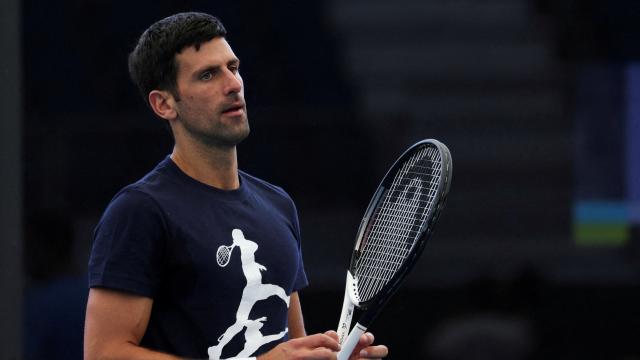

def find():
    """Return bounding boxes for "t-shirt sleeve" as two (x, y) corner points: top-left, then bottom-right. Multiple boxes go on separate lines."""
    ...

(293, 245), (309, 292)
(290, 201), (309, 291)
(88, 189), (166, 298)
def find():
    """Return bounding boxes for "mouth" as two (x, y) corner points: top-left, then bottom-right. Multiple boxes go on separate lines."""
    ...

(221, 103), (245, 116)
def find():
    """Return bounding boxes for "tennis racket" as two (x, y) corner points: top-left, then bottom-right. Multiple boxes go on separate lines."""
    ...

(216, 244), (236, 267)
(336, 139), (452, 360)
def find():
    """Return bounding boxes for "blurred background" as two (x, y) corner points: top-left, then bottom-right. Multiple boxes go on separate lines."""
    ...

(2, 0), (640, 359)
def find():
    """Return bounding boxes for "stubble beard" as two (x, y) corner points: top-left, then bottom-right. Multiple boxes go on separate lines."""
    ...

(181, 112), (250, 150)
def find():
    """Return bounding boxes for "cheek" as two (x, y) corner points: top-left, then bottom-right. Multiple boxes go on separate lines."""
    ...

(188, 92), (218, 109)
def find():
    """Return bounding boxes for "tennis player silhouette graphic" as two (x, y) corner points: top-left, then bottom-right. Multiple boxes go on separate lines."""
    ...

(208, 229), (290, 359)
(236, 317), (288, 358)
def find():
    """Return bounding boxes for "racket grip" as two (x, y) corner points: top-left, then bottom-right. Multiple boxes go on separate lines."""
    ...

(337, 323), (367, 360)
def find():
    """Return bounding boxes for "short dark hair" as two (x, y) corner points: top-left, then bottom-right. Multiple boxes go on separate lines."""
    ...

(128, 12), (227, 105)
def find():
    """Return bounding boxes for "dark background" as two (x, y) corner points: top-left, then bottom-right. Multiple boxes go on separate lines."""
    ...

(4, 0), (640, 359)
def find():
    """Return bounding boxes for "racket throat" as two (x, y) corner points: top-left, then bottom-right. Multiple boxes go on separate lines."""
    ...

(336, 271), (359, 344)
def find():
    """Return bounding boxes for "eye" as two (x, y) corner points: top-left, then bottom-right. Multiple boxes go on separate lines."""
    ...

(199, 71), (213, 81)
(229, 64), (239, 73)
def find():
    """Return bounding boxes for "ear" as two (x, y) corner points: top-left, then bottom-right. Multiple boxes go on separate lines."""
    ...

(148, 90), (177, 121)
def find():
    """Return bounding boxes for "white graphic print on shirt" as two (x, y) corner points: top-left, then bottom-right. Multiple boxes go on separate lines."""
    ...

(207, 229), (290, 359)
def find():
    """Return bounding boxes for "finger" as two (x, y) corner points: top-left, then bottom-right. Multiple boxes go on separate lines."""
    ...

(295, 333), (341, 351)
(359, 332), (374, 346)
(305, 347), (338, 360)
(348, 333), (375, 360)
(324, 330), (339, 342)
(357, 345), (389, 359)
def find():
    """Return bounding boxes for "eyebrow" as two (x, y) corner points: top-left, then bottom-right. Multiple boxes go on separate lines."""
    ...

(192, 58), (240, 79)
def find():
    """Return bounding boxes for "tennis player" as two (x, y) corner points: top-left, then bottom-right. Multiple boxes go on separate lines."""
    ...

(84, 12), (388, 360)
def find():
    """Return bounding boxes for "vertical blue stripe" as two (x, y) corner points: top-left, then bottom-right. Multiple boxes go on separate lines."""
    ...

(627, 63), (640, 223)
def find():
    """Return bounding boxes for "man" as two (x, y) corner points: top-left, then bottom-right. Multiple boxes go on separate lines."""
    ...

(84, 12), (388, 360)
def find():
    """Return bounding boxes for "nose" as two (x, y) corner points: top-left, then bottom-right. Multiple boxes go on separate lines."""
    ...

(223, 70), (243, 95)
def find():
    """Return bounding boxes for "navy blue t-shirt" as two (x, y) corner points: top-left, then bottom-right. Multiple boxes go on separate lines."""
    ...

(89, 157), (308, 359)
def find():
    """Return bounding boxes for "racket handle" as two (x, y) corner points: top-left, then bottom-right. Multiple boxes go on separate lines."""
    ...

(337, 323), (367, 360)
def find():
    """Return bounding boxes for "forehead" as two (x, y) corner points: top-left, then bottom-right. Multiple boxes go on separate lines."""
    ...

(175, 37), (237, 75)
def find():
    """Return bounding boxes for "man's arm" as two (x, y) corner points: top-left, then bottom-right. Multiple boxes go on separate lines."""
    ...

(287, 292), (306, 338)
(84, 287), (180, 360)
(86, 288), (340, 360)
(85, 288), (382, 360)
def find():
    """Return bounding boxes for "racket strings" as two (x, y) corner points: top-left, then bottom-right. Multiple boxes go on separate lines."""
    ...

(359, 156), (435, 297)
(357, 164), (441, 298)
(357, 181), (423, 297)
(216, 245), (234, 267)
(354, 146), (443, 301)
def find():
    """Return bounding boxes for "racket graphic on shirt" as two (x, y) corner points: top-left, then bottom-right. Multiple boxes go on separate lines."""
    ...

(216, 244), (236, 267)
(336, 139), (452, 360)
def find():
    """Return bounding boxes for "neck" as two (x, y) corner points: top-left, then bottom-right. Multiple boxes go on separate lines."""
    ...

(170, 140), (240, 190)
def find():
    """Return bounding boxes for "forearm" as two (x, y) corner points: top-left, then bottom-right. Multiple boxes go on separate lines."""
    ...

(287, 292), (306, 338)
(85, 341), (183, 360)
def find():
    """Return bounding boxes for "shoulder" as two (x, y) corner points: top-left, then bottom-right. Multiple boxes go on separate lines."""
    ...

(239, 170), (300, 222)
(97, 159), (176, 230)
(97, 186), (166, 235)
(103, 173), (166, 218)
(103, 156), (177, 212)
(239, 170), (295, 203)
(107, 185), (161, 212)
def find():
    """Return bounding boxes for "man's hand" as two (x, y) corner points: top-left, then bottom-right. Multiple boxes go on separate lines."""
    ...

(348, 332), (388, 360)
(257, 332), (341, 359)
(256, 330), (388, 360)
(325, 330), (388, 360)
(276, 294), (387, 359)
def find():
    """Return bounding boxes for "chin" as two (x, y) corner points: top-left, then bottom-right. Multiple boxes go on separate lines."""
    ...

(216, 127), (250, 147)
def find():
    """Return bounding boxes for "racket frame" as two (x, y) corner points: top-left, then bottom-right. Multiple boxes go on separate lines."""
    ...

(336, 139), (452, 358)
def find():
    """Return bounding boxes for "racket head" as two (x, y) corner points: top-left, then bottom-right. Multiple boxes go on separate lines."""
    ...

(346, 139), (452, 310)
(216, 245), (234, 267)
